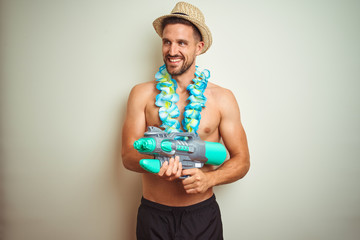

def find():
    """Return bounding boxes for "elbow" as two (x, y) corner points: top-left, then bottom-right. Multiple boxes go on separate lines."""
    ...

(237, 153), (250, 180)
(121, 148), (133, 171)
(242, 160), (250, 179)
(121, 148), (143, 172)
(242, 154), (251, 178)
(122, 155), (137, 172)
(122, 157), (131, 171)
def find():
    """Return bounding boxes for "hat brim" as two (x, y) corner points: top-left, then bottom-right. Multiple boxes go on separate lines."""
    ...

(153, 14), (212, 54)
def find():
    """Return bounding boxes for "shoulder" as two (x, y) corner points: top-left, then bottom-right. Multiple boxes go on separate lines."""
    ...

(130, 81), (157, 95)
(128, 81), (157, 100)
(206, 82), (240, 120)
(206, 82), (237, 104)
(127, 80), (157, 107)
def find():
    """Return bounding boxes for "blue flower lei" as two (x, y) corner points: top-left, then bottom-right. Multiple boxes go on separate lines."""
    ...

(155, 64), (210, 134)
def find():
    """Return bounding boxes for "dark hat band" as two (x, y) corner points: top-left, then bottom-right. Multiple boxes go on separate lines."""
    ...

(172, 12), (189, 16)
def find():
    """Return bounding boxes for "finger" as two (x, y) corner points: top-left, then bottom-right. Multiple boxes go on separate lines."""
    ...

(165, 157), (174, 177)
(182, 168), (197, 176)
(186, 189), (197, 194)
(182, 169), (198, 183)
(184, 181), (205, 194)
(185, 188), (199, 194)
(172, 156), (180, 175)
(182, 174), (196, 185)
(182, 170), (203, 185)
(158, 161), (168, 176)
(183, 182), (199, 190)
(175, 162), (182, 178)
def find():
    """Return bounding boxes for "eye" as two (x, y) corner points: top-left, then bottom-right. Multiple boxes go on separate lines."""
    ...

(163, 40), (171, 45)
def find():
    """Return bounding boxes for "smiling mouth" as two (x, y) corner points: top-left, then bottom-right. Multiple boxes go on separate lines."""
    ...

(169, 58), (181, 63)
(167, 55), (183, 64)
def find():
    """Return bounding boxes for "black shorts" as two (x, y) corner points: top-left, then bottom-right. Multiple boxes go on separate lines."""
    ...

(136, 195), (223, 240)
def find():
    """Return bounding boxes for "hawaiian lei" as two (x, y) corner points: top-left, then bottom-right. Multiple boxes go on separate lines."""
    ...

(155, 64), (210, 134)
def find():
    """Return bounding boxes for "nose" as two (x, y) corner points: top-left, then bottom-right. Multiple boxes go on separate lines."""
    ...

(169, 43), (178, 56)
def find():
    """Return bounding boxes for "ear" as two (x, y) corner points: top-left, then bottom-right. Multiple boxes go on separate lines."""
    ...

(195, 41), (205, 56)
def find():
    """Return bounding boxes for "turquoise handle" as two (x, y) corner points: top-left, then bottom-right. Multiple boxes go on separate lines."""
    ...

(204, 141), (227, 165)
(139, 159), (161, 173)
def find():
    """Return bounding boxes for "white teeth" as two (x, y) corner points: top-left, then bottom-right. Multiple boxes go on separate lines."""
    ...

(169, 59), (181, 62)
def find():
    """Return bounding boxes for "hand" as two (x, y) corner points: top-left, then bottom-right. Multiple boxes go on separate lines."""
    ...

(157, 156), (182, 181)
(182, 168), (213, 194)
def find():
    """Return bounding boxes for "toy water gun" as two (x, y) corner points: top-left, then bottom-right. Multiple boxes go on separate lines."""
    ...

(133, 126), (227, 176)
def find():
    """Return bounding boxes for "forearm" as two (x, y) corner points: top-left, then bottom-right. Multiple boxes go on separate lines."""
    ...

(121, 146), (150, 173)
(207, 153), (250, 187)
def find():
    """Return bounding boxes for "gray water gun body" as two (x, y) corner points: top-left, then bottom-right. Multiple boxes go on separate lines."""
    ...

(133, 126), (227, 175)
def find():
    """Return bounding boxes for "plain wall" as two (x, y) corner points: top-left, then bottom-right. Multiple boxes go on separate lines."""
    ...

(1, 0), (359, 239)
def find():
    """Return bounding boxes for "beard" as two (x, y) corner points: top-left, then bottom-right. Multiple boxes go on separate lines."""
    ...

(164, 54), (195, 76)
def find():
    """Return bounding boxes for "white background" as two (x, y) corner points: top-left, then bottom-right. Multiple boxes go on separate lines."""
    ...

(1, 0), (359, 239)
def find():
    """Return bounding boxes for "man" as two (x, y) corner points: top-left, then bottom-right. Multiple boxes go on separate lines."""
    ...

(121, 2), (250, 239)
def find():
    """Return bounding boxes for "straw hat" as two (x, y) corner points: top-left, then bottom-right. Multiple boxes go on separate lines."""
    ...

(153, 2), (212, 54)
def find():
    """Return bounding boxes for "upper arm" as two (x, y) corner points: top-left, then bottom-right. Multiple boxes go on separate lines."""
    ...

(121, 83), (152, 169)
(122, 84), (147, 140)
(218, 89), (249, 161)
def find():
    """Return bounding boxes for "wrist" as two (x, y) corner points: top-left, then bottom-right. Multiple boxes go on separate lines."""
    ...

(206, 170), (219, 188)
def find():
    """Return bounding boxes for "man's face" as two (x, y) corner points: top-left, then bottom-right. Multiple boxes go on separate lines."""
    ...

(162, 23), (204, 76)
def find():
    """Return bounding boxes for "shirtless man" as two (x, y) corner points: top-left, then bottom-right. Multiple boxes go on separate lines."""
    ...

(121, 2), (250, 239)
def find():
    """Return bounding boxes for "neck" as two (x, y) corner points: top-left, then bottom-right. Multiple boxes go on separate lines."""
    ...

(172, 63), (196, 92)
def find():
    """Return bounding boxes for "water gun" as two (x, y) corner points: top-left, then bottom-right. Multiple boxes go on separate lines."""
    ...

(133, 126), (227, 176)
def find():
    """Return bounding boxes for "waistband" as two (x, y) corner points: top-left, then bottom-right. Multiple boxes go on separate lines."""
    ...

(141, 194), (216, 212)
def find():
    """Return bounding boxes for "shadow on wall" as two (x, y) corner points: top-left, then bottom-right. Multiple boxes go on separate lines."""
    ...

(0, 162), (4, 240)
(114, 36), (163, 240)
(0, 0), (5, 236)
(114, 100), (142, 240)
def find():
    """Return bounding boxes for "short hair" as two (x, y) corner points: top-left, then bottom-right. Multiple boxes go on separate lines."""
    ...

(161, 17), (203, 42)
